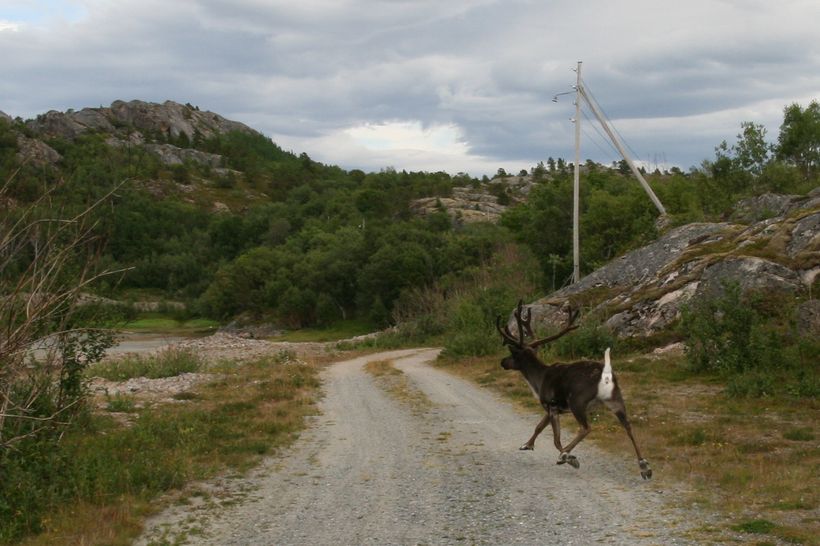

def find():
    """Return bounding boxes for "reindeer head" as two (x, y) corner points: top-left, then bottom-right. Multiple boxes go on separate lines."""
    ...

(496, 300), (580, 370)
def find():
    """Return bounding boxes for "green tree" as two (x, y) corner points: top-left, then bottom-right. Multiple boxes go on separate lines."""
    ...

(776, 100), (820, 177)
(734, 121), (770, 175)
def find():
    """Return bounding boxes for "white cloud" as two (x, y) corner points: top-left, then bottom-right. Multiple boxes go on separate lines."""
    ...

(0, 20), (20, 32)
(0, 0), (818, 176)
(272, 120), (516, 177)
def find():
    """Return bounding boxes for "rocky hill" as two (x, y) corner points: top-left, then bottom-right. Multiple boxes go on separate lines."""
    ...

(515, 191), (820, 340)
(7, 99), (258, 169)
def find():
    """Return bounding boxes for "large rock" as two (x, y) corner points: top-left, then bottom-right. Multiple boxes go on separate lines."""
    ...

(27, 110), (87, 138)
(16, 136), (61, 166)
(26, 100), (259, 142)
(108, 100), (255, 140)
(145, 143), (223, 167)
(520, 195), (820, 339)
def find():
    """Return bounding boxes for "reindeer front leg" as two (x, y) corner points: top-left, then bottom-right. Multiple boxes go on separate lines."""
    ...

(520, 409), (552, 450)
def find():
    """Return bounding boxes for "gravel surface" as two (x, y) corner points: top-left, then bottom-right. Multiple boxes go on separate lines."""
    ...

(137, 348), (703, 545)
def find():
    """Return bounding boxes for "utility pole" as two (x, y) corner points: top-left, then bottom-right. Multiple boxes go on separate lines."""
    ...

(572, 61), (582, 284)
(553, 61), (667, 286)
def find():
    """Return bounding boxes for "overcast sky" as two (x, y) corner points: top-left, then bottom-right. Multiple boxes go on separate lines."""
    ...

(1, 0), (818, 177)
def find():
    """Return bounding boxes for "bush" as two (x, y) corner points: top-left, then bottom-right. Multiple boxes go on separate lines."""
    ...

(441, 301), (499, 358)
(548, 321), (616, 360)
(681, 283), (818, 397)
(681, 283), (778, 375)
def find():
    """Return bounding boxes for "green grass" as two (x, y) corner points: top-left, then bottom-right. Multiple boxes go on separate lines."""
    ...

(121, 315), (219, 333)
(86, 348), (202, 381)
(274, 319), (375, 342)
(783, 427), (815, 441)
(105, 394), (137, 413)
(732, 519), (777, 534)
(3, 356), (321, 545)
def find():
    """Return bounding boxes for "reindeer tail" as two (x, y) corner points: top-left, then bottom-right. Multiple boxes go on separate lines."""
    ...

(597, 347), (614, 399)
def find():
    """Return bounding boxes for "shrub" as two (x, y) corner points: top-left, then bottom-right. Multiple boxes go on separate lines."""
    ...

(548, 321), (616, 360)
(681, 282), (818, 397)
(441, 301), (499, 358)
(681, 283), (778, 375)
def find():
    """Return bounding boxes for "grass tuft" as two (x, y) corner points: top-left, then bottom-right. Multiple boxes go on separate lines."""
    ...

(87, 348), (202, 380)
(731, 519), (777, 534)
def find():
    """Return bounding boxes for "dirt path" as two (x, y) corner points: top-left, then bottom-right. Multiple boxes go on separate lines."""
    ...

(137, 349), (700, 545)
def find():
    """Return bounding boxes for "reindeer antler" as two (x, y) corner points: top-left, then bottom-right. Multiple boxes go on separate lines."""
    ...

(496, 300), (535, 348)
(528, 303), (580, 349)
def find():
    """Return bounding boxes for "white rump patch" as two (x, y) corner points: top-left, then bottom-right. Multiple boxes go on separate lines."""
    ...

(597, 347), (615, 400)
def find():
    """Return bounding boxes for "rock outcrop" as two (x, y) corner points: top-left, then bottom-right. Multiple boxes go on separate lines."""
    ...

(26, 100), (258, 142)
(411, 175), (536, 224)
(518, 193), (820, 340)
(17, 100), (259, 169)
(16, 135), (61, 166)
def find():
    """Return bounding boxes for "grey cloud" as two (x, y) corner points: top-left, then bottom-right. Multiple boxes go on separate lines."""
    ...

(1, 0), (818, 175)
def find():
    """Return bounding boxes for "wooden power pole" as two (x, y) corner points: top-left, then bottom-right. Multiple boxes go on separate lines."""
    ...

(567, 61), (667, 285)
(572, 61), (582, 284)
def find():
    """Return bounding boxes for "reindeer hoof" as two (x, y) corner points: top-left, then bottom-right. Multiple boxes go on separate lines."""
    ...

(557, 453), (579, 469)
(639, 459), (652, 480)
(519, 444), (534, 451)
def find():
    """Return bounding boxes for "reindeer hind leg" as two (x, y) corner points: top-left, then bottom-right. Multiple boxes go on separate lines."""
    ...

(605, 398), (652, 480)
(557, 403), (591, 469)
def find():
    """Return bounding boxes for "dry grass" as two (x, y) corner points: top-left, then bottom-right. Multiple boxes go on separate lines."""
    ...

(14, 356), (322, 546)
(364, 359), (432, 413)
(436, 351), (820, 545)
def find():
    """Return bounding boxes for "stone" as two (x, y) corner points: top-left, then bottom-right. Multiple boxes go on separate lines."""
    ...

(16, 136), (61, 166)
(731, 193), (800, 223)
(145, 143), (223, 167)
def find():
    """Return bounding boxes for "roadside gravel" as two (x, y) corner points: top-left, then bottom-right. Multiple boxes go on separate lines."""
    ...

(137, 348), (706, 545)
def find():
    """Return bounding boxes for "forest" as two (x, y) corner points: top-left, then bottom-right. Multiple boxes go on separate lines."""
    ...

(1, 100), (817, 332)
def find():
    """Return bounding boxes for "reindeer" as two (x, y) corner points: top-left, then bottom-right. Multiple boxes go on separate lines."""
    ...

(496, 300), (652, 479)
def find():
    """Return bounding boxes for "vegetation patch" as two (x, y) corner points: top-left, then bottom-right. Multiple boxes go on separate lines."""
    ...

(731, 519), (777, 535)
(364, 359), (432, 413)
(122, 316), (219, 332)
(1, 356), (321, 545)
(86, 348), (203, 381)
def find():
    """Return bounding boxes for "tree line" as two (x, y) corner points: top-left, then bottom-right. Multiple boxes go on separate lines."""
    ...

(1, 100), (817, 330)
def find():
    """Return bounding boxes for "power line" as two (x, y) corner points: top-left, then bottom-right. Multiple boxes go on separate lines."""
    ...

(579, 77), (643, 161)
(580, 105), (620, 159)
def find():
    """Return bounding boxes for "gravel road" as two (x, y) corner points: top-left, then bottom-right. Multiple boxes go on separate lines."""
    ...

(137, 348), (701, 545)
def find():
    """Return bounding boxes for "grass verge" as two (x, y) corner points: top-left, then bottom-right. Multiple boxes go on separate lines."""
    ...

(435, 351), (820, 545)
(274, 319), (376, 343)
(4, 354), (321, 546)
(364, 359), (432, 413)
(121, 315), (219, 333)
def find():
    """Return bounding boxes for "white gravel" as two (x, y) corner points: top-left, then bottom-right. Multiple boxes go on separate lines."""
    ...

(137, 348), (705, 545)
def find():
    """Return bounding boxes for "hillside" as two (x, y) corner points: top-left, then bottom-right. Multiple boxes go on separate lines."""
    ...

(2, 99), (819, 333)
(516, 191), (819, 340)
(0, 100), (519, 328)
